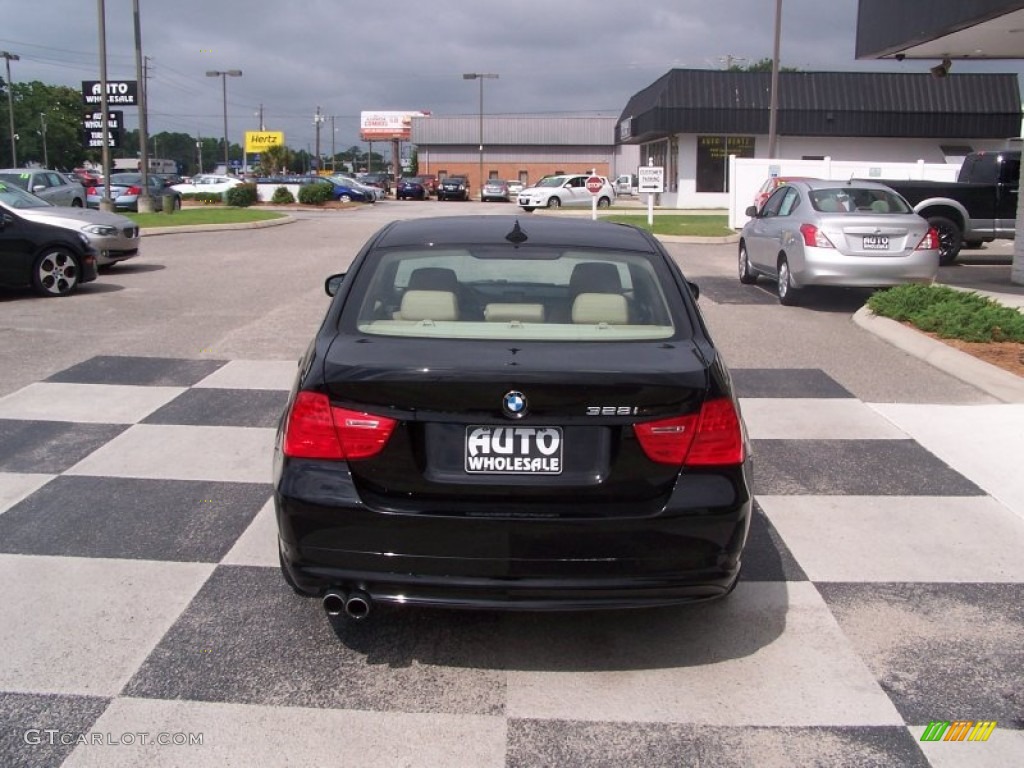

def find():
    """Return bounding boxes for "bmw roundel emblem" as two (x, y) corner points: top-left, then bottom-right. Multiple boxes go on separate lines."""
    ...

(503, 390), (527, 419)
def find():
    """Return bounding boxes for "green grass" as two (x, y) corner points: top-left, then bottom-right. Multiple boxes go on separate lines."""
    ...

(867, 284), (1024, 343)
(599, 214), (732, 237)
(125, 209), (287, 228)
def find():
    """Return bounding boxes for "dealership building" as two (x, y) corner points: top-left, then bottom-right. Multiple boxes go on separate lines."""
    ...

(410, 67), (1018, 209)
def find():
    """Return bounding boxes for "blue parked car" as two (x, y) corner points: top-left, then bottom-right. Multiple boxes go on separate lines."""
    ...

(300, 177), (372, 203)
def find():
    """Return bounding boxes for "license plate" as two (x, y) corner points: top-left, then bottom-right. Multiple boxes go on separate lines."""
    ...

(465, 425), (563, 474)
(863, 235), (889, 250)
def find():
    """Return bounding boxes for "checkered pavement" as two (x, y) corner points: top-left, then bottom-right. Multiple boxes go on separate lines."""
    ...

(0, 356), (1021, 767)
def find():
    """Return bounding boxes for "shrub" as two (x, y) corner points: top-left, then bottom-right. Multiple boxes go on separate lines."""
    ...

(225, 183), (259, 207)
(181, 192), (224, 204)
(271, 185), (295, 204)
(298, 182), (332, 205)
(868, 284), (1024, 343)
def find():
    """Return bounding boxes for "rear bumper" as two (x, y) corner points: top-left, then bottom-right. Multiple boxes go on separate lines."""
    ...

(275, 458), (753, 609)
(797, 248), (938, 287)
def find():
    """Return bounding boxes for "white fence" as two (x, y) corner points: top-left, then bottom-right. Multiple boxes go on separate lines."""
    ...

(726, 157), (961, 229)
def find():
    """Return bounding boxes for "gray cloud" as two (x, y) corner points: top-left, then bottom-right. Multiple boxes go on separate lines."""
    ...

(3, 0), (1021, 156)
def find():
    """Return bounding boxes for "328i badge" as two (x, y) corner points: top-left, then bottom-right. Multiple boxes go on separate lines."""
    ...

(273, 215), (753, 621)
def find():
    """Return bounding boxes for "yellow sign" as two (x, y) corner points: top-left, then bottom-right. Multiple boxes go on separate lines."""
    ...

(244, 131), (284, 153)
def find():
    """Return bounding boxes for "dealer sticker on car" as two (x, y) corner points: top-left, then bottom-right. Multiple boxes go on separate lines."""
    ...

(863, 235), (889, 250)
(465, 426), (563, 474)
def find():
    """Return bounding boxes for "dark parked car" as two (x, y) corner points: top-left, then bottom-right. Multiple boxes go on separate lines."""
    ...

(85, 173), (182, 212)
(274, 215), (752, 621)
(0, 206), (98, 296)
(396, 178), (429, 200)
(438, 175), (470, 201)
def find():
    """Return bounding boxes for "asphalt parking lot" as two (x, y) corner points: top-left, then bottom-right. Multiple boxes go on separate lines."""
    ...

(1, 201), (1021, 767)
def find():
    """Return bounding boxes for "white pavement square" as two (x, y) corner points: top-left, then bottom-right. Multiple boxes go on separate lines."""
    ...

(64, 424), (275, 483)
(0, 383), (185, 424)
(741, 398), (910, 440)
(193, 360), (298, 391)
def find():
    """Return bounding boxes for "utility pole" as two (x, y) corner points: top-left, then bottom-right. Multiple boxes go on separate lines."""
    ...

(133, 0), (153, 211)
(2, 50), (20, 166)
(768, 0), (783, 158)
(330, 114), (336, 172)
(258, 103), (264, 131)
(97, 0), (114, 210)
(38, 113), (47, 167)
(313, 105), (325, 173)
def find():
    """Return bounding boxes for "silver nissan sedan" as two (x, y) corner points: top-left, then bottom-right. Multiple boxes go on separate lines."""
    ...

(738, 179), (939, 305)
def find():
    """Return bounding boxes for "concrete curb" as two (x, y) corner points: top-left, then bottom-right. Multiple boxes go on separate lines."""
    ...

(853, 306), (1024, 403)
(141, 214), (296, 237)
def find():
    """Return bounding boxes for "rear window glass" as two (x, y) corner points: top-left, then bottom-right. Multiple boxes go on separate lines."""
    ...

(809, 187), (911, 214)
(344, 247), (686, 342)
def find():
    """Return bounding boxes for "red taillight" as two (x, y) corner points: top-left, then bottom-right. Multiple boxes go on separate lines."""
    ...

(915, 227), (939, 251)
(125, 185), (142, 195)
(799, 223), (835, 249)
(634, 398), (744, 467)
(282, 391), (396, 460)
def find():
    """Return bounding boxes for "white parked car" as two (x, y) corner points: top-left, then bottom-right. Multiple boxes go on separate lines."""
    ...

(517, 174), (615, 211)
(171, 174), (243, 197)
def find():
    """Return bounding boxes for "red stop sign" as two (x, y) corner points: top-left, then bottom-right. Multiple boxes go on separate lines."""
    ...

(585, 176), (604, 195)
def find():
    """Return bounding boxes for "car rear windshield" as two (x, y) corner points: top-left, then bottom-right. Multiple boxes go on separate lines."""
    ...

(345, 247), (687, 341)
(809, 187), (912, 214)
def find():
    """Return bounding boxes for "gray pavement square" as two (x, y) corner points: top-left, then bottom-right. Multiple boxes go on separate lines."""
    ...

(140, 388), (289, 428)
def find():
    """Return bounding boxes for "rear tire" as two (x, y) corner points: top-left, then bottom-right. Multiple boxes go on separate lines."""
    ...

(597, 196), (611, 209)
(546, 196), (561, 209)
(71, 198), (84, 208)
(777, 257), (801, 306)
(738, 243), (758, 284)
(929, 216), (962, 266)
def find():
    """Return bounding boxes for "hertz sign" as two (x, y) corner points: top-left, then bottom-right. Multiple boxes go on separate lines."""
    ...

(244, 131), (284, 153)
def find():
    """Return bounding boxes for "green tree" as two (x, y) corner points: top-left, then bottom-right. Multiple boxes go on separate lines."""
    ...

(0, 80), (87, 168)
(257, 142), (293, 175)
(728, 57), (799, 73)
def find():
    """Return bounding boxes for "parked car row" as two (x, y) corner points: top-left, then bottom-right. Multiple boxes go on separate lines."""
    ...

(0, 176), (142, 297)
(85, 173), (182, 213)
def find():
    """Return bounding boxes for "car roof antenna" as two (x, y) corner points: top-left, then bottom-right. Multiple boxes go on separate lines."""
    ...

(505, 220), (528, 245)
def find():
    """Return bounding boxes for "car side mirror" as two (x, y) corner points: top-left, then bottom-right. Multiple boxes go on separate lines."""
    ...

(0, 213), (12, 231)
(325, 273), (346, 296)
(687, 281), (700, 300)
(745, 206), (759, 218)
(32, 185), (47, 193)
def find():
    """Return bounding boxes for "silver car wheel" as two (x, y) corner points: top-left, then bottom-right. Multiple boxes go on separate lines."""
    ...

(738, 244), (758, 284)
(546, 196), (561, 208)
(777, 257), (801, 306)
(32, 248), (80, 297)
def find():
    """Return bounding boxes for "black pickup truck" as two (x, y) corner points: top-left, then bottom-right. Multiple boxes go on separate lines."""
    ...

(873, 150), (1019, 265)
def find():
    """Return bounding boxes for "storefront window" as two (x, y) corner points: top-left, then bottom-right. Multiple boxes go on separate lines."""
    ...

(696, 136), (755, 192)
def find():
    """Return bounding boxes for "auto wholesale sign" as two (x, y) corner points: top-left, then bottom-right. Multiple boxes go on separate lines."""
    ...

(359, 111), (429, 141)
(81, 110), (123, 148)
(81, 80), (138, 106)
(244, 131), (285, 153)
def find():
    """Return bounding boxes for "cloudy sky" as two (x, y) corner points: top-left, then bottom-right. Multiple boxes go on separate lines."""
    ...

(3, 0), (1022, 156)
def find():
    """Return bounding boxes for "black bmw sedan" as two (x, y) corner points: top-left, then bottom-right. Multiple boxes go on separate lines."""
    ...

(274, 215), (752, 620)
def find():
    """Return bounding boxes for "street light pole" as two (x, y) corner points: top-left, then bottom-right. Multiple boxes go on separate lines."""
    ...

(206, 69), (242, 173)
(462, 73), (498, 198)
(2, 50), (21, 166)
